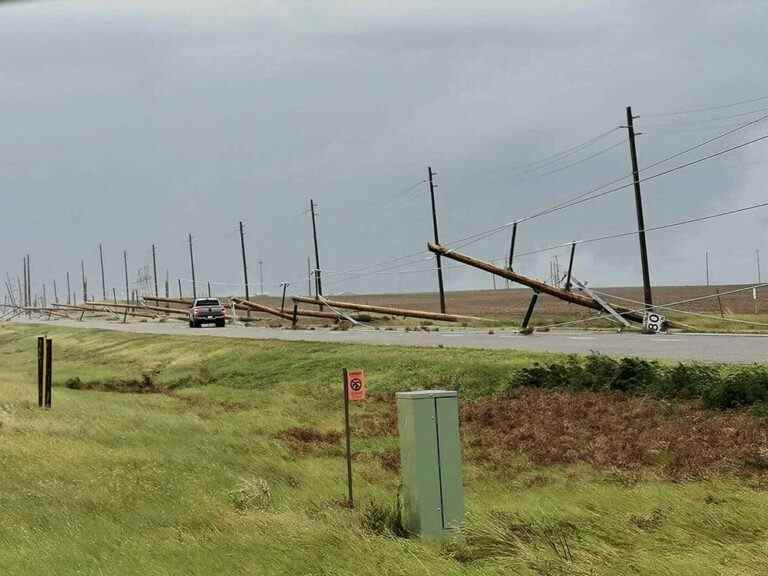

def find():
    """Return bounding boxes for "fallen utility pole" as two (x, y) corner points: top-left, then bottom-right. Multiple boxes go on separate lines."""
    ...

(232, 297), (340, 321)
(291, 295), (490, 323)
(232, 298), (295, 321)
(142, 295), (192, 307)
(427, 242), (645, 324)
(88, 300), (189, 318)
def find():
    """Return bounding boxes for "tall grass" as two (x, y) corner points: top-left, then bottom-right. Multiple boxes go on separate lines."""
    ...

(2, 324), (768, 575)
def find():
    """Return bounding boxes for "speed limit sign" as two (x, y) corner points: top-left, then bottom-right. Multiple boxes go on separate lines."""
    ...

(644, 311), (666, 333)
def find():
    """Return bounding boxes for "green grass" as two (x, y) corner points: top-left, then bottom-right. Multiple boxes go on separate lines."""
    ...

(1, 324), (768, 575)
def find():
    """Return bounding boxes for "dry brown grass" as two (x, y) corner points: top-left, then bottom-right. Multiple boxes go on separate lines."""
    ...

(462, 389), (768, 478)
(357, 388), (768, 479)
(279, 426), (343, 453)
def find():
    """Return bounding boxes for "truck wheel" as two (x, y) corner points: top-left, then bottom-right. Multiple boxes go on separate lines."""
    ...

(216, 319), (225, 328)
(189, 320), (194, 328)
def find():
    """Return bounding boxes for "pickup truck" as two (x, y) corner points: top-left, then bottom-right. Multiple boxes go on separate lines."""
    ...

(189, 298), (226, 328)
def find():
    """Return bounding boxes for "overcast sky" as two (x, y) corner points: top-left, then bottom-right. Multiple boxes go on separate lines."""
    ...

(2, 0), (767, 301)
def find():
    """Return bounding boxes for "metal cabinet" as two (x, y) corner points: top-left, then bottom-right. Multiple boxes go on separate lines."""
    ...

(396, 390), (464, 537)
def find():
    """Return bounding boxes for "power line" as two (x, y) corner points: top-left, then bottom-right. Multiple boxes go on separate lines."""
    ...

(443, 126), (768, 254)
(644, 94), (768, 118)
(513, 138), (628, 182)
(505, 127), (621, 176)
(641, 105), (768, 128)
(514, 198), (768, 259)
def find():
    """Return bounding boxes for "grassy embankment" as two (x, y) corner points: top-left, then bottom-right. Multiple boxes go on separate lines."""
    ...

(1, 324), (768, 575)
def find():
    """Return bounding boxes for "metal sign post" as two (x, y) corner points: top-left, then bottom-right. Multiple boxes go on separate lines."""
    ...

(342, 368), (367, 508)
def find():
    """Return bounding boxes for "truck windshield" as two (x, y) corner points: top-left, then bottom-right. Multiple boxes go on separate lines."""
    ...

(195, 299), (220, 307)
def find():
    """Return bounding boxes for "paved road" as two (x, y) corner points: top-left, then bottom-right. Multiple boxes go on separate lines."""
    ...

(11, 317), (768, 363)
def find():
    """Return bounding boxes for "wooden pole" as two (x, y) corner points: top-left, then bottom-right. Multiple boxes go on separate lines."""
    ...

(291, 295), (489, 323)
(428, 166), (447, 313)
(152, 244), (159, 300)
(44, 338), (53, 409)
(188, 233), (197, 300)
(37, 336), (44, 407)
(626, 106), (654, 311)
(427, 242), (645, 323)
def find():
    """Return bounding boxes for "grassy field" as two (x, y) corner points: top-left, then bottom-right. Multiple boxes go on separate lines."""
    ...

(2, 324), (768, 575)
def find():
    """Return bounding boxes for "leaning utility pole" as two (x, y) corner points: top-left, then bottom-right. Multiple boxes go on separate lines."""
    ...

(428, 166), (447, 313)
(625, 106), (653, 311)
(152, 244), (159, 300)
(188, 233), (197, 300)
(99, 243), (107, 300)
(239, 221), (250, 314)
(309, 199), (323, 301)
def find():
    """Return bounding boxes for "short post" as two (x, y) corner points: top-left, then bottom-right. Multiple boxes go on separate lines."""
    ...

(292, 303), (299, 328)
(44, 338), (53, 408)
(37, 336), (44, 407)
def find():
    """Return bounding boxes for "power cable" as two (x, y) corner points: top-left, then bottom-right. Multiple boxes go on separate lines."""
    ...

(514, 199), (768, 259)
(444, 127), (768, 254)
(644, 94), (768, 118)
(505, 127), (622, 175)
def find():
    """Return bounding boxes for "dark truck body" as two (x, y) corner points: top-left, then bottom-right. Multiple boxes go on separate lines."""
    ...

(189, 298), (226, 328)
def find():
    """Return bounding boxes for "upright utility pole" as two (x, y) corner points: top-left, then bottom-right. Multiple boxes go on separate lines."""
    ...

(259, 260), (264, 295)
(123, 251), (129, 306)
(625, 106), (653, 311)
(507, 222), (518, 271)
(307, 257), (312, 296)
(25, 255), (31, 308)
(81, 259), (88, 303)
(705, 250), (711, 287)
(99, 243), (106, 300)
(428, 166), (447, 313)
(152, 244), (159, 300)
(53, 279), (58, 304)
(239, 221), (250, 304)
(188, 233), (197, 300)
(756, 249), (762, 314)
(310, 199), (323, 300)
(165, 270), (170, 298)
(66, 271), (71, 305)
(22, 258), (27, 307)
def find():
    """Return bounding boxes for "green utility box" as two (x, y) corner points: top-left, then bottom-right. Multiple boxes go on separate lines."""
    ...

(397, 390), (464, 537)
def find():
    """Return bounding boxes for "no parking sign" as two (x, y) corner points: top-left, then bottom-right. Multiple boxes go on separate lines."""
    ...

(346, 370), (367, 401)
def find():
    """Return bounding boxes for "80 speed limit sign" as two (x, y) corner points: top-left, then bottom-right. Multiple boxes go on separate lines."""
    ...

(644, 311), (666, 333)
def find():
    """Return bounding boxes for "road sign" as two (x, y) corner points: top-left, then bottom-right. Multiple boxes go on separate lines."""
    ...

(644, 311), (666, 333)
(346, 370), (367, 401)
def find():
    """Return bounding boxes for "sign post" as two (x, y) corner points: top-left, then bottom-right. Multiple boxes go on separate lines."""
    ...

(342, 368), (366, 508)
